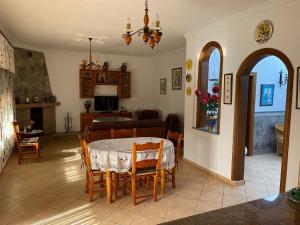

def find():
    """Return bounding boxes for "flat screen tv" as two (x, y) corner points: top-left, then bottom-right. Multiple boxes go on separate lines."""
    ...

(94, 96), (119, 112)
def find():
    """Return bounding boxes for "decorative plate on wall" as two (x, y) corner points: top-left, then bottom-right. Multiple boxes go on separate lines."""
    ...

(254, 20), (273, 44)
(186, 73), (192, 83)
(185, 59), (193, 71)
(186, 87), (192, 96)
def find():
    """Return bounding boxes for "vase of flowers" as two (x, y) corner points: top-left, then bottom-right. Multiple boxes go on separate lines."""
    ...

(195, 85), (219, 132)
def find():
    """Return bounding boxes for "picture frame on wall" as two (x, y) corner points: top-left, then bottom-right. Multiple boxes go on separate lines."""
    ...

(172, 67), (182, 90)
(223, 73), (233, 104)
(297, 67), (300, 109)
(160, 78), (167, 95)
(260, 84), (274, 106)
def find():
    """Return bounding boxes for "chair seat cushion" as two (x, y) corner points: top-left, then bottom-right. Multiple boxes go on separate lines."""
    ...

(129, 166), (157, 175)
(21, 137), (39, 144)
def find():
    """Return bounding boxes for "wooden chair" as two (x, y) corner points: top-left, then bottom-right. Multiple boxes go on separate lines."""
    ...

(81, 139), (111, 202)
(111, 128), (136, 139)
(111, 127), (136, 198)
(127, 141), (164, 205)
(79, 134), (90, 194)
(166, 130), (183, 188)
(12, 121), (41, 164)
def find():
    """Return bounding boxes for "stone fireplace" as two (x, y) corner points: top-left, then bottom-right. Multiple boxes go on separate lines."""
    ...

(14, 47), (60, 134)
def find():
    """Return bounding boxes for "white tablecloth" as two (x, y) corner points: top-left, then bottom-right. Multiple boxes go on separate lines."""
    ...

(88, 137), (175, 173)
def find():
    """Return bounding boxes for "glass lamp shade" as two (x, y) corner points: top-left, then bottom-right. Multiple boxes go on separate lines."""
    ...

(149, 38), (156, 49)
(143, 32), (149, 43)
(124, 34), (132, 45)
(154, 31), (162, 43)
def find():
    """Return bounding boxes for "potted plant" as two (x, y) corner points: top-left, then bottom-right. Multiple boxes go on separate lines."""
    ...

(195, 85), (219, 132)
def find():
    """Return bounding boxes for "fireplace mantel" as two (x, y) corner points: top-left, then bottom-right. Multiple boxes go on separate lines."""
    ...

(16, 102), (60, 135)
(16, 102), (60, 109)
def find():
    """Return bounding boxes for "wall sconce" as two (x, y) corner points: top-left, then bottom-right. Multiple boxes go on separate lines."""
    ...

(279, 70), (288, 87)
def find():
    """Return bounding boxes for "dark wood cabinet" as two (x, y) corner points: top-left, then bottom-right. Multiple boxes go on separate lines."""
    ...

(118, 72), (131, 98)
(80, 70), (97, 98)
(80, 70), (131, 99)
(80, 112), (133, 132)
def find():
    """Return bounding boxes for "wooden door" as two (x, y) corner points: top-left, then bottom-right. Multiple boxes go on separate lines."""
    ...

(80, 70), (94, 98)
(232, 75), (250, 180)
(245, 73), (256, 156)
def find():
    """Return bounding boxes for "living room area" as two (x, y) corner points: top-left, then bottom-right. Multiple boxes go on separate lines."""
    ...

(1, 0), (300, 225)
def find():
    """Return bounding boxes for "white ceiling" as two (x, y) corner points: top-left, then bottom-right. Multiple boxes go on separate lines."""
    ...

(0, 0), (268, 56)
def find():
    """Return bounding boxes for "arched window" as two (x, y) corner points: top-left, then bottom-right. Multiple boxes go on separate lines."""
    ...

(196, 41), (223, 134)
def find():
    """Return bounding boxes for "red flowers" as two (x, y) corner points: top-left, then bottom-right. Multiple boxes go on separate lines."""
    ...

(212, 86), (219, 94)
(212, 94), (219, 102)
(195, 85), (219, 115)
(195, 89), (202, 97)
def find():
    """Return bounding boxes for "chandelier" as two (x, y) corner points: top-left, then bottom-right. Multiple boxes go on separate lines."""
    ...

(80, 38), (100, 71)
(122, 0), (162, 49)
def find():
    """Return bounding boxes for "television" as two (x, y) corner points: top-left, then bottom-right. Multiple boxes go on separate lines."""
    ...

(94, 96), (119, 112)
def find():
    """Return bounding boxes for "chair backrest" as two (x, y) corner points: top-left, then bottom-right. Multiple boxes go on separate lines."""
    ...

(132, 141), (163, 174)
(167, 130), (183, 162)
(83, 126), (91, 143)
(12, 121), (20, 143)
(82, 139), (92, 172)
(111, 128), (136, 139)
(78, 134), (86, 158)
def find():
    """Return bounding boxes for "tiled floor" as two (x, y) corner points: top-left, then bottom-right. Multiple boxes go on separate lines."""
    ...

(0, 136), (281, 225)
(245, 153), (282, 200)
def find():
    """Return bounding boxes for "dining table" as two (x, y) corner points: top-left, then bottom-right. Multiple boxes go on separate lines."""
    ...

(87, 137), (175, 204)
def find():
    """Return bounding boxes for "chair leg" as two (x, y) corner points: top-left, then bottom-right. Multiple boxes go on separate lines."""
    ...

(139, 176), (143, 188)
(153, 173), (158, 201)
(132, 175), (136, 205)
(123, 174), (127, 195)
(172, 167), (176, 189)
(146, 176), (150, 191)
(85, 171), (89, 193)
(18, 152), (21, 164)
(36, 144), (40, 161)
(89, 174), (94, 202)
(114, 173), (119, 198)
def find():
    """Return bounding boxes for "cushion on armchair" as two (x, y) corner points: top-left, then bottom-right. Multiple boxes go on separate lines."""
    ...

(138, 110), (160, 120)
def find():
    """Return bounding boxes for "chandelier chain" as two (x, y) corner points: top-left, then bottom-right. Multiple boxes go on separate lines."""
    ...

(145, 0), (148, 9)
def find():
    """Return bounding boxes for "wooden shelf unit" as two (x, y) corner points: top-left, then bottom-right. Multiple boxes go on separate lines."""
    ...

(79, 69), (131, 99)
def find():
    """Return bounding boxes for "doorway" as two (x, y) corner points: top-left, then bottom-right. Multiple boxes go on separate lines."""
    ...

(231, 48), (294, 193)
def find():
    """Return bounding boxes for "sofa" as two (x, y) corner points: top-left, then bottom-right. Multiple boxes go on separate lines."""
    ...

(87, 119), (165, 142)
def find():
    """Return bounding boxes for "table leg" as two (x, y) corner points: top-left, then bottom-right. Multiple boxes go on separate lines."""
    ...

(106, 170), (112, 204)
(160, 169), (166, 194)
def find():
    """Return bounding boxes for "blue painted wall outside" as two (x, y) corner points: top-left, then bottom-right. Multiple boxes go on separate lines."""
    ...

(252, 56), (288, 112)
(208, 48), (220, 94)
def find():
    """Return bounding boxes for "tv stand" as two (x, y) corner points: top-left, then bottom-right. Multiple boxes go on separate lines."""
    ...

(80, 111), (132, 132)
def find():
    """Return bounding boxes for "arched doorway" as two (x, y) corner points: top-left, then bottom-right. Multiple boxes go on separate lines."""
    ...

(231, 48), (294, 192)
(196, 41), (224, 134)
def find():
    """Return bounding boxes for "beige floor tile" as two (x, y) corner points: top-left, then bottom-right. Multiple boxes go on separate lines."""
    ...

(199, 191), (223, 204)
(165, 206), (195, 221)
(131, 215), (163, 225)
(104, 208), (137, 225)
(195, 200), (222, 213)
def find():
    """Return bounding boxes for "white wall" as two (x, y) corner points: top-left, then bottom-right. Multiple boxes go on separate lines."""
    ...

(14, 43), (186, 133)
(14, 43), (155, 132)
(184, 0), (300, 190)
(151, 48), (186, 131)
(252, 56), (288, 112)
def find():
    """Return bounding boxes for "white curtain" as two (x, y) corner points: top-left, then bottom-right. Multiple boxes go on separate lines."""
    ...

(0, 70), (15, 172)
(0, 32), (15, 172)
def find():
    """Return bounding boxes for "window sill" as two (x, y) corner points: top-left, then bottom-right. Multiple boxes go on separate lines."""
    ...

(192, 127), (219, 135)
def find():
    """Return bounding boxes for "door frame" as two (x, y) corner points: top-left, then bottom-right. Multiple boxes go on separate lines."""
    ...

(231, 48), (294, 192)
(245, 72), (257, 156)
